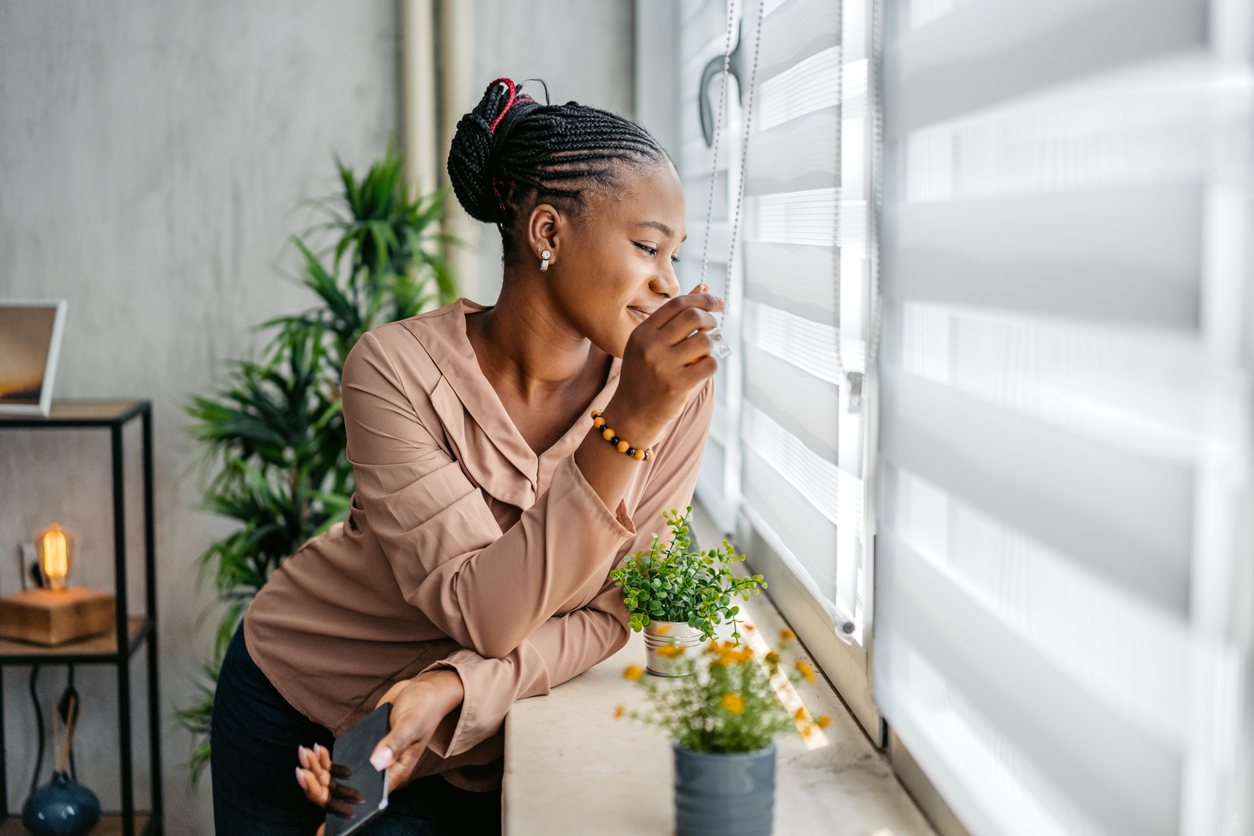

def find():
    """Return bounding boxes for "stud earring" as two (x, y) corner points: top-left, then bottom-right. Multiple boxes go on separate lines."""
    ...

(540, 250), (551, 271)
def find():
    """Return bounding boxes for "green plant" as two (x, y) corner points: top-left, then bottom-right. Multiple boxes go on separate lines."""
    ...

(175, 145), (456, 782)
(610, 507), (766, 642)
(616, 635), (829, 753)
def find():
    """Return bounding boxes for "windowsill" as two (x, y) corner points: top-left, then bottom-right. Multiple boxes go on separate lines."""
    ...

(502, 580), (938, 835)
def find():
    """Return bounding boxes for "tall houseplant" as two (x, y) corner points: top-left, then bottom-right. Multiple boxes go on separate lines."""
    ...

(177, 147), (456, 780)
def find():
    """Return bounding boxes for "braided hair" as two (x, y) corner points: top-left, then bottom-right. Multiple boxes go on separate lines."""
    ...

(448, 78), (668, 255)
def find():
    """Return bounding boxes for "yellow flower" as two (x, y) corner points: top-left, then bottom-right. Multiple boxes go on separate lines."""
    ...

(801, 725), (813, 738)
(614, 703), (626, 719)
(623, 665), (644, 680)
(816, 715), (831, 729)
(793, 708), (807, 722)
(795, 660), (816, 683)
(654, 644), (685, 658)
(712, 641), (753, 667)
(780, 629), (796, 641)
(654, 624), (670, 636)
(719, 693), (746, 715)
(705, 640), (721, 655)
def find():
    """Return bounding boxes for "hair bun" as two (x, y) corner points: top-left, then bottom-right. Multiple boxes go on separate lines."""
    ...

(447, 80), (521, 223)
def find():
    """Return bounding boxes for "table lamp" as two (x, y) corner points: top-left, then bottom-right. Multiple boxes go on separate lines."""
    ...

(0, 524), (115, 646)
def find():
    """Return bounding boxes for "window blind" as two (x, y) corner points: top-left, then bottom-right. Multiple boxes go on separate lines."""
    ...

(874, 2), (1254, 835)
(677, 0), (875, 642)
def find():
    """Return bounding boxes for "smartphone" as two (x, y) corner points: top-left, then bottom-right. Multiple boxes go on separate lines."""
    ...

(324, 704), (391, 836)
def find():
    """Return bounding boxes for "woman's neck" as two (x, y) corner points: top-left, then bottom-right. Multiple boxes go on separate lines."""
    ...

(467, 276), (610, 422)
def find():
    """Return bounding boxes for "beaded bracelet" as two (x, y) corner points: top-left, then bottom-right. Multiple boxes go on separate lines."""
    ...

(591, 410), (651, 461)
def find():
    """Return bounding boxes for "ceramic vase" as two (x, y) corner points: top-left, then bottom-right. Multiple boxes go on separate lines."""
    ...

(673, 742), (775, 836)
(643, 620), (704, 676)
(21, 771), (101, 836)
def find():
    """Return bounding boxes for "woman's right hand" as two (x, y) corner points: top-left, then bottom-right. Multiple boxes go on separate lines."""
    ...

(605, 286), (724, 447)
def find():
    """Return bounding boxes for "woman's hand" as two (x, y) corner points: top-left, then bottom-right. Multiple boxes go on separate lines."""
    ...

(605, 285), (723, 448)
(366, 668), (465, 786)
(295, 668), (466, 830)
(296, 743), (361, 820)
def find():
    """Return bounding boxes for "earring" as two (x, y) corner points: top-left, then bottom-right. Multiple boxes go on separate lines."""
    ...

(540, 250), (551, 271)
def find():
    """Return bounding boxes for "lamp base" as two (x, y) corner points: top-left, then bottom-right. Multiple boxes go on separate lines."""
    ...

(0, 588), (116, 646)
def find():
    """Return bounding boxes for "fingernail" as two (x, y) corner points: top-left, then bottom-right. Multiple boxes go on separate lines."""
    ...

(717, 297), (725, 306)
(295, 767), (306, 789)
(370, 746), (394, 771)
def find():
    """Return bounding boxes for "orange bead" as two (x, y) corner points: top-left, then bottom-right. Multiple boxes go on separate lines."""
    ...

(617, 440), (629, 453)
(633, 449), (646, 461)
(602, 428), (615, 441)
(593, 417), (605, 429)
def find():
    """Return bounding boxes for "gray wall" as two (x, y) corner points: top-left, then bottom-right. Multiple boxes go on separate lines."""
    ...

(0, 1), (636, 832)
(0, 2), (400, 832)
(470, 0), (636, 306)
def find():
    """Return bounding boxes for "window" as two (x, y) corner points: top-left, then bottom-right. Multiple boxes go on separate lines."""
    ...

(639, 1), (1253, 833)
(638, 0), (881, 732)
(874, 0), (1253, 833)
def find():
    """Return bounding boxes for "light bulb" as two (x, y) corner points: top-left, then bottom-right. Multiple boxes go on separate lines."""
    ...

(36, 524), (74, 591)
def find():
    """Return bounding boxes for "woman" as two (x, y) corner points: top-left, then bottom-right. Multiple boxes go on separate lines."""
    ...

(210, 78), (722, 835)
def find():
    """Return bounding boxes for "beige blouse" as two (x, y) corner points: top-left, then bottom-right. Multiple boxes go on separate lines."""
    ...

(244, 298), (713, 791)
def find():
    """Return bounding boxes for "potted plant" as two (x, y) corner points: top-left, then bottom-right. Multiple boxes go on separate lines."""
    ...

(617, 633), (829, 836)
(611, 507), (766, 675)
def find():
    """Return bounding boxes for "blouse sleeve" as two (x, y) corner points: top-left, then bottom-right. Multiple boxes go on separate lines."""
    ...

(342, 330), (641, 660)
(418, 379), (715, 758)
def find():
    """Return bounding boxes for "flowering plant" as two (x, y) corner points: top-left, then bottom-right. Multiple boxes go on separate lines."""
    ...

(610, 507), (765, 642)
(616, 629), (829, 754)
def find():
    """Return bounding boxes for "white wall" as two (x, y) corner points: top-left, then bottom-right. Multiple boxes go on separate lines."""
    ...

(469, 0), (637, 306)
(0, 2), (399, 832)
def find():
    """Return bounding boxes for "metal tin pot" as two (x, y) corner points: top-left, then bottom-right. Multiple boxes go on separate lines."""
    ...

(673, 742), (775, 836)
(643, 620), (704, 676)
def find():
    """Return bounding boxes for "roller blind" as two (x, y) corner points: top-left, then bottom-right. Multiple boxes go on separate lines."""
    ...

(873, 2), (1254, 835)
(678, 0), (875, 642)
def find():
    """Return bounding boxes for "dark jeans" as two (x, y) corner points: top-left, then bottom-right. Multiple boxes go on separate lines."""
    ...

(211, 626), (501, 836)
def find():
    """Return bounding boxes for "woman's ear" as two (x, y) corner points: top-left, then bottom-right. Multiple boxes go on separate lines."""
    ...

(527, 203), (561, 268)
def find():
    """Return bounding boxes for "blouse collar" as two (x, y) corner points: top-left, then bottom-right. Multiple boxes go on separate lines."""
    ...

(405, 298), (622, 500)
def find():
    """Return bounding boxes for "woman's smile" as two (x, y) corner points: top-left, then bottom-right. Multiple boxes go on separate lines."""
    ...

(627, 305), (656, 323)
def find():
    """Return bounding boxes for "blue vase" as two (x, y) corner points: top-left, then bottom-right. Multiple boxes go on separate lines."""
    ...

(673, 742), (775, 836)
(21, 771), (101, 836)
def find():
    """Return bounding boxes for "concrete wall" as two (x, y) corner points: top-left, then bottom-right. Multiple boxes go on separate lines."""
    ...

(0, 2), (399, 832)
(0, 1), (636, 832)
(469, 0), (636, 306)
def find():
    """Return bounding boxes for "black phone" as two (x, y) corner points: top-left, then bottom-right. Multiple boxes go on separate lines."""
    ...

(324, 704), (391, 836)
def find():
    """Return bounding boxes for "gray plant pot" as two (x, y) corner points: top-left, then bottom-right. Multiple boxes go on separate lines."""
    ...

(673, 742), (776, 836)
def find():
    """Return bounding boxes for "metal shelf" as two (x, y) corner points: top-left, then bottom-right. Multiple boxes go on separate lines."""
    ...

(0, 812), (154, 835)
(0, 400), (163, 836)
(0, 617), (149, 665)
